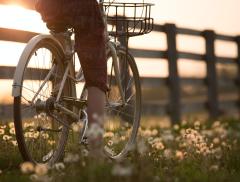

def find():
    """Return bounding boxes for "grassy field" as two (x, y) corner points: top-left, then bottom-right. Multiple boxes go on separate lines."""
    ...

(0, 116), (240, 182)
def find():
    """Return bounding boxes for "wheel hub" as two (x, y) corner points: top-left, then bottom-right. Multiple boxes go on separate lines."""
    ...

(35, 97), (55, 114)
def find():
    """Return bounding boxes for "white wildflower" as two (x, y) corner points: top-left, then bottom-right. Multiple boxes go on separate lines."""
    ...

(0, 129), (4, 135)
(0, 125), (6, 129)
(173, 124), (180, 131)
(9, 128), (15, 135)
(54, 162), (65, 171)
(42, 133), (49, 140)
(213, 137), (220, 145)
(3, 135), (12, 141)
(152, 141), (164, 150)
(71, 122), (81, 132)
(107, 140), (113, 146)
(11, 140), (18, 146)
(81, 149), (89, 157)
(47, 140), (55, 146)
(175, 150), (184, 160)
(104, 132), (114, 138)
(35, 163), (48, 176)
(194, 121), (201, 130)
(8, 122), (14, 128)
(151, 129), (158, 136)
(20, 162), (35, 174)
(163, 149), (172, 159)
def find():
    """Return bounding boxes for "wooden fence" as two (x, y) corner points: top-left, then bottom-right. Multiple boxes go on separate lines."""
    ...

(0, 1), (240, 123)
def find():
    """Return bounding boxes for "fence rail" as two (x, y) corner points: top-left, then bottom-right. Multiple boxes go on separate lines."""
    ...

(0, 2), (240, 122)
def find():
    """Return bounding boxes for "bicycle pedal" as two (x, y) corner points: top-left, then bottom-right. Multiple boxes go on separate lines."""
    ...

(80, 136), (88, 146)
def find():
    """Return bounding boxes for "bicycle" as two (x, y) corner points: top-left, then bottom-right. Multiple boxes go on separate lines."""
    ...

(12, 1), (154, 164)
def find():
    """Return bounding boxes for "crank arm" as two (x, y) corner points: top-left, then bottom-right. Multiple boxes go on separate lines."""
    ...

(54, 103), (79, 121)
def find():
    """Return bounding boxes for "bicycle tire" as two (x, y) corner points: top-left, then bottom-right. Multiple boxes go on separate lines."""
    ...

(105, 47), (142, 159)
(13, 37), (74, 164)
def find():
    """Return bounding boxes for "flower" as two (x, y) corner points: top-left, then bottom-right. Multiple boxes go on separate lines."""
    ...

(163, 149), (173, 159)
(104, 132), (114, 138)
(181, 120), (187, 126)
(107, 140), (113, 146)
(173, 124), (180, 131)
(8, 122), (14, 128)
(20, 162), (35, 174)
(0, 129), (4, 135)
(141, 129), (152, 137)
(212, 121), (221, 128)
(35, 163), (48, 176)
(9, 128), (15, 135)
(42, 133), (49, 140)
(0, 125), (6, 129)
(213, 137), (220, 145)
(194, 121), (201, 130)
(47, 140), (56, 146)
(3, 135), (12, 141)
(81, 149), (89, 157)
(11, 140), (18, 146)
(54, 162), (65, 171)
(71, 122), (81, 132)
(152, 141), (165, 150)
(151, 129), (158, 136)
(175, 150), (184, 160)
(23, 122), (35, 129)
(24, 132), (34, 138)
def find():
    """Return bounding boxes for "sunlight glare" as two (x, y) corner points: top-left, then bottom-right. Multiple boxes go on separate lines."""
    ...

(0, 4), (48, 33)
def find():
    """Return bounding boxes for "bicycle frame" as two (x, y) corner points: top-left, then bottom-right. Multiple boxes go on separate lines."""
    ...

(12, 2), (126, 121)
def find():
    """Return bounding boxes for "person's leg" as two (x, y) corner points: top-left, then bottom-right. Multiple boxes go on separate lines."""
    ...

(87, 87), (105, 125)
(75, 31), (107, 155)
(75, 30), (107, 124)
(73, 0), (107, 156)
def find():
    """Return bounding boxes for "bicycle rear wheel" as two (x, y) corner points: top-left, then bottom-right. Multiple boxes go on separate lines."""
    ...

(13, 38), (74, 164)
(104, 47), (142, 159)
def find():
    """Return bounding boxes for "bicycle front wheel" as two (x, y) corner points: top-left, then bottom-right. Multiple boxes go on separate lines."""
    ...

(104, 47), (142, 159)
(13, 37), (74, 164)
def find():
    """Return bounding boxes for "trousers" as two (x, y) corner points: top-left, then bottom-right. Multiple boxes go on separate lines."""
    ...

(36, 0), (108, 92)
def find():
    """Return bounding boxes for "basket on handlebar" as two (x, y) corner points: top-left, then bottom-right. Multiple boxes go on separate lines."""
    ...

(103, 2), (154, 37)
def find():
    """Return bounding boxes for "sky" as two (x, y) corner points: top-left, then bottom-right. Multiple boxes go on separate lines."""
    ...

(0, 0), (239, 103)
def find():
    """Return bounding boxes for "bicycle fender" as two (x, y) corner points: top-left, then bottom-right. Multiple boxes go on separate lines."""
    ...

(12, 34), (64, 97)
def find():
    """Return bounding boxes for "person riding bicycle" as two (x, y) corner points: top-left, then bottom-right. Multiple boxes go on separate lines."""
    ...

(35, 0), (107, 154)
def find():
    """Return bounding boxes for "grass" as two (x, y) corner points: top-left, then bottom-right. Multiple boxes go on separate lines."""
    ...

(0, 116), (240, 182)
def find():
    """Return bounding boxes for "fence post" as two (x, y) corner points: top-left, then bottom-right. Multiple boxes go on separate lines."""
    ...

(235, 36), (240, 116)
(203, 30), (219, 119)
(164, 23), (181, 123)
